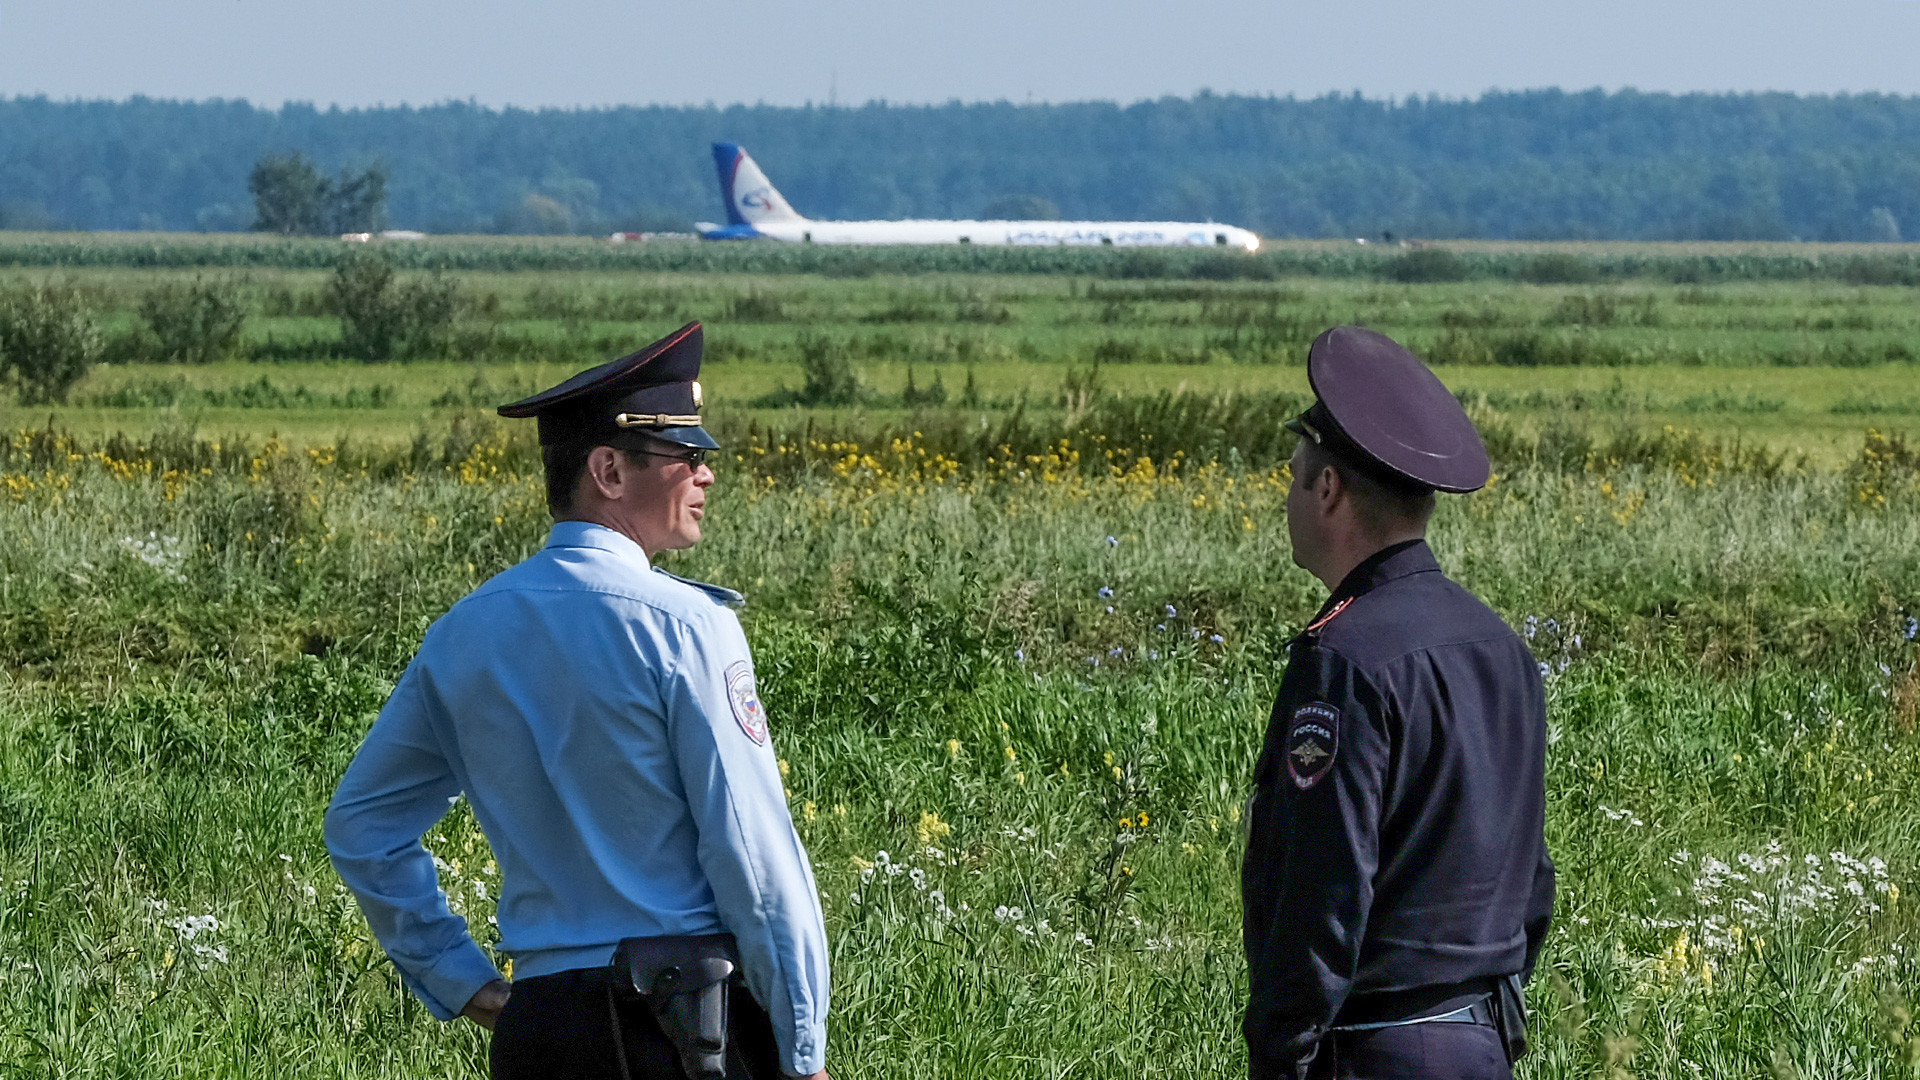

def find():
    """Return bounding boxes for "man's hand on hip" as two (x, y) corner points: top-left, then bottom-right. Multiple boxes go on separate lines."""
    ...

(460, 979), (512, 1030)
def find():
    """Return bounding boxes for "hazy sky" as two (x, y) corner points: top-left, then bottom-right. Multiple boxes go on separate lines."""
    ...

(5, 0), (1920, 108)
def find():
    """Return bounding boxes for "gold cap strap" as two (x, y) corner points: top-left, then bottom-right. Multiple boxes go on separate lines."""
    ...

(615, 413), (704, 428)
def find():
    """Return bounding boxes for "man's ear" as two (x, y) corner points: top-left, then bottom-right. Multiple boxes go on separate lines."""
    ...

(1314, 463), (1345, 513)
(583, 445), (626, 502)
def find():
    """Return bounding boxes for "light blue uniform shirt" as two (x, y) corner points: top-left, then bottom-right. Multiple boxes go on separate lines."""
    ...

(324, 521), (829, 1075)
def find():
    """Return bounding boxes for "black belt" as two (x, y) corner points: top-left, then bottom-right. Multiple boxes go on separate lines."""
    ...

(1332, 995), (1494, 1032)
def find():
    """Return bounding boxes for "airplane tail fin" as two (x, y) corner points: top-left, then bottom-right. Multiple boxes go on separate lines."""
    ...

(712, 143), (804, 226)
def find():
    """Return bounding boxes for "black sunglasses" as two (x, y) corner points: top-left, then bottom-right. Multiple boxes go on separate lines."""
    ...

(626, 444), (712, 469)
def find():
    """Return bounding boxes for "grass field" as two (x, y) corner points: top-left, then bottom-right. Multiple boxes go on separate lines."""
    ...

(2, 242), (1919, 1077)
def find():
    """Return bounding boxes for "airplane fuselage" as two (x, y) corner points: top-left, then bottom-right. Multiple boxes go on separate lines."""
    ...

(698, 142), (1261, 252)
(740, 218), (1259, 251)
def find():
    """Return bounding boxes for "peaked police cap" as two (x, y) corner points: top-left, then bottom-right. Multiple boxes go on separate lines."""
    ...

(1284, 326), (1489, 493)
(498, 321), (719, 449)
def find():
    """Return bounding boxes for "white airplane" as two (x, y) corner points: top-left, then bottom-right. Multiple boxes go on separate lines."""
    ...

(696, 143), (1260, 252)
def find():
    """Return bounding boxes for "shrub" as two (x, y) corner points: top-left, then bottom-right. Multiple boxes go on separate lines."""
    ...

(0, 281), (103, 403)
(1384, 248), (1470, 283)
(138, 277), (248, 364)
(795, 335), (862, 405)
(901, 365), (948, 406)
(1519, 252), (1600, 284)
(329, 250), (459, 361)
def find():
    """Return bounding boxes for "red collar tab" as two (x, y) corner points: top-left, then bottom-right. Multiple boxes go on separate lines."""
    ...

(1304, 597), (1353, 635)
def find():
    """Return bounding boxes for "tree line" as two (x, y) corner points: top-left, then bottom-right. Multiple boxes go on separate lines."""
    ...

(3, 90), (1920, 241)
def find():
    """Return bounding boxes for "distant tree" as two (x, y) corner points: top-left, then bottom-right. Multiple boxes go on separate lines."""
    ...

(979, 195), (1060, 221)
(495, 193), (573, 235)
(1867, 207), (1902, 243)
(0, 200), (60, 231)
(249, 152), (388, 235)
(330, 163), (389, 233)
(250, 153), (329, 235)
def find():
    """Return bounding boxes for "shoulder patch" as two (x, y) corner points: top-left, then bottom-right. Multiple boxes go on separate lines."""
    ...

(725, 661), (768, 745)
(654, 568), (745, 607)
(1286, 702), (1339, 789)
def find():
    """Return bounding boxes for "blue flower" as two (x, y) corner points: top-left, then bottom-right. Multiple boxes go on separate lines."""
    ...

(1014, 649), (1026, 663)
(1105, 535), (1119, 547)
(1165, 604), (1177, 617)
(1906, 616), (1919, 641)
(1538, 661), (1552, 677)
(1098, 586), (1114, 599)
(1154, 623), (1167, 632)
(1109, 646), (1125, 657)
(1147, 649), (1161, 661)
(1209, 634), (1224, 644)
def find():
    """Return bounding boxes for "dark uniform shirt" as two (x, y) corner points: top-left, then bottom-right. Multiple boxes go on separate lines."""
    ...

(1242, 540), (1554, 1080)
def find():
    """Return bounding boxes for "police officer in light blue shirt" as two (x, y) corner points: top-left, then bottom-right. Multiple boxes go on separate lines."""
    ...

(325, 322), (830, 1080)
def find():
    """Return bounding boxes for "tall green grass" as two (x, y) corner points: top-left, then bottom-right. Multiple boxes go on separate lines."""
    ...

(1, 416), (1918, 1077)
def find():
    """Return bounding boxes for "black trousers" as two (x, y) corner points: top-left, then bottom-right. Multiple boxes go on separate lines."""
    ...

(489, 967), (781, 1080)
(1306, 1022), (1512, 1080)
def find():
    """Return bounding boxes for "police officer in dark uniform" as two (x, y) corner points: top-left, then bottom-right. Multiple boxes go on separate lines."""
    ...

(1242, 326), (1554, 1080)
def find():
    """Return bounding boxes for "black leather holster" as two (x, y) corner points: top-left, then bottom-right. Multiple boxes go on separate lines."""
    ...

(1489, 972), (1529, 1064)
(610, 933), (743, 1080)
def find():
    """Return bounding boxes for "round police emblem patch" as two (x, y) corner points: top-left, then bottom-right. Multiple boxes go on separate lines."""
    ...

(726, 661), (768, 745)
(1287, 702), (1339, 789)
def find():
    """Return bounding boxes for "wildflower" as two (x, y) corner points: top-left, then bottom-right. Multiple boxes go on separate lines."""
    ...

(916, 810), (951, 846)
(1014, 649), (1026, 663)
(1209, 634), (1224, 644)
(1003, 745), (1017, 763)
(1105, 535), (1119, 547)
(1097, 586), (1114, 599)
(1014, 771), (1026, 785)
(1905, 616), (1919, 641)
(1155, 623), (1166, 632)
(777, 759), (790, 780)
(1109, 646), (1124, 658)
(874, 850), (891, 868)
(1165, 604), (1177, 617)
(946, 738), (963, 760)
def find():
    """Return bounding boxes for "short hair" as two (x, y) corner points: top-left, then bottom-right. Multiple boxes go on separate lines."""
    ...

(542, 435), (674, 517)
(543, 440), (598, 518)
(1295, 437), (1437, 537)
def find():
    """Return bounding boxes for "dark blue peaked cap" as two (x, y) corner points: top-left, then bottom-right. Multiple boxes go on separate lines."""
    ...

(1284, 326), (1489, 493)
(498, 321), (719, 450)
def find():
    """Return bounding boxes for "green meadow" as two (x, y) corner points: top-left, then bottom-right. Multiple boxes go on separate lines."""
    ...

(1, 242), (1918, 1077)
